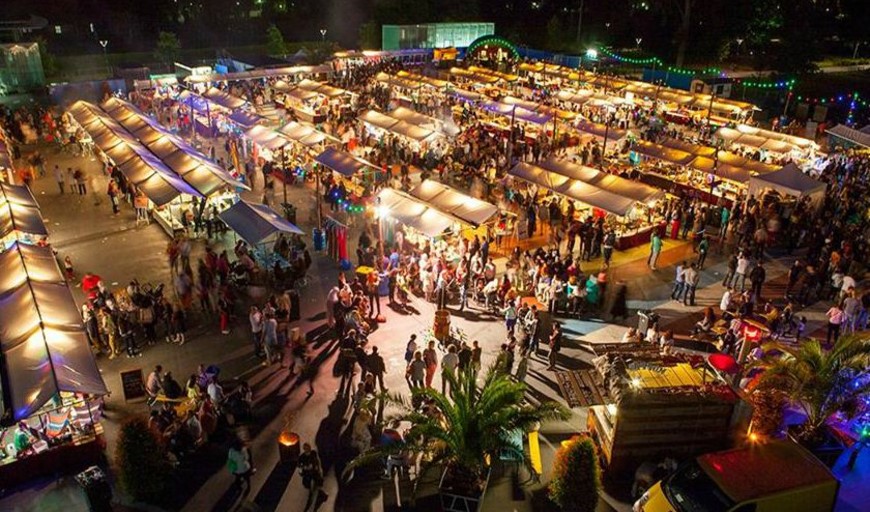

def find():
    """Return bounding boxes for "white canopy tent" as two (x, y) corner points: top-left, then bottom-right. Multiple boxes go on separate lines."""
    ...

(409, 180), (499, 227)
(748, 163), (825, 205)
(376, 188), (457, 238)
(508, 162), (637, 217)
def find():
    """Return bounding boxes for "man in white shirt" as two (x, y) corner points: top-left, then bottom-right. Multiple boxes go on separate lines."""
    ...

(441, 345), (460, 395)
(681, 263), (700, 306)
(208, 378), (226, 406)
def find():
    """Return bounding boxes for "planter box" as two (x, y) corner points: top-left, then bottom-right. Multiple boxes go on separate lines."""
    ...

(439, 467), (491, 512)
(786, 426), (846, 468)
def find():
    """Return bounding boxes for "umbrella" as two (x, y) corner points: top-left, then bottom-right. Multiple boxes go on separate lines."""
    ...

(708, 353), (740, 374)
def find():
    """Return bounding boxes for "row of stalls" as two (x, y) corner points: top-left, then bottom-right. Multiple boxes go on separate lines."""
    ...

(66, 98), (315, 271)
(508, 158), (667, 248)
(518, 62), (757, 126)
(0, 174), (107, 486)
(625, 137), (780, 206)
(67, 97), (248, 236)
(183, 65), (333, 87)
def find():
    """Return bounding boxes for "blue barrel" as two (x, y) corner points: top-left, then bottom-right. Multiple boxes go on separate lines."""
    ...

(313, 228), (325, 251)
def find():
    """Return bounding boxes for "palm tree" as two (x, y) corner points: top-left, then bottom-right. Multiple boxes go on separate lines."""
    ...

(348, 366), (570, 496)
(756, 335), (870, 442)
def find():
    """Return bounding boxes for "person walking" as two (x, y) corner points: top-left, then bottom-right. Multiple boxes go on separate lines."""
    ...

(407, 351), (426, 389)
(785, 260), (803, 298)
(145, 365), (164, 406)
(648, 231), (662, 270)
(547, 322), (562, 370)
(298, 443), (325, 512)
(671, 261), (686, 301)
(749, 262), (766, 301)
(366, 271), (381, 318)
(471, 340), (482, 373)
(502, 301), (518, 335)
(682, 263), (700, 307)
(696, 236), (709, 269)
(423, 341), (438, 388)
(610, 281), (629, 322)
(249, 306), (264, 358)
(441, 345), (459, 395)
(367, 346), (387, 392)
(226, 437), (254, 507)
(262, 312), (278, 365)
(722, 253), (738, 288)
(825, 304), (845, 346)
(735, 252), (751, 292)
(602, 230), (616, 267)
(53, 165), (65, 194)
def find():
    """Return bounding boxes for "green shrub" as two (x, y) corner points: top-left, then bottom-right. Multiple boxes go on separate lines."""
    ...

(548, 435), (601, 512)
(115, 417), (171, 503)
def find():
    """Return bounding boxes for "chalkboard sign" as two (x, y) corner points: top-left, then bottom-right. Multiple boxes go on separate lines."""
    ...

(120, 369), (146, 402)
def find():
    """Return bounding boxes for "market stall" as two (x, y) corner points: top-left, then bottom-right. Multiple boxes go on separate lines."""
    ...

(0, 182), (48, 247)
(200, 86), (248, 111)
(219, 199), (306, 270)
(376, 187), (461, 251)
(101, 97), (247, 235)
(0, 242), (107, 487)
(508, 162), (661, 249)
(714, 124), (818, 164)
(66, 101), (202, 210)
(359, 108), (442, 147)
(748, 163), (826, 206)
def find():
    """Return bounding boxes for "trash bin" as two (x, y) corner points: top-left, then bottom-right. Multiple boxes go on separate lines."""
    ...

(313, 228), (325, 251)
(636, 309), (659, 334)
(75, 466), (112, 512)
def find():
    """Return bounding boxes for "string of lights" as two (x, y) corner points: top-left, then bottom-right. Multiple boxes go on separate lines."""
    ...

(597, 47), (662, 66)
(595, 47), (865, 111)
(794, 92), (866, 107)
(733, 78), (796, 90)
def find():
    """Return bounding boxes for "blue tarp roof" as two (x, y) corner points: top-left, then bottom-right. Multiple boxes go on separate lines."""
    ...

(219, 200), (304, 245)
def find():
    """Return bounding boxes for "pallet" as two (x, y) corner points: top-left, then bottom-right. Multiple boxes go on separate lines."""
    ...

(555, 369), (608, 408)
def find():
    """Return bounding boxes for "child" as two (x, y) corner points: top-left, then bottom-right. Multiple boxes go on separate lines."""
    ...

(63, 255), (75, 280)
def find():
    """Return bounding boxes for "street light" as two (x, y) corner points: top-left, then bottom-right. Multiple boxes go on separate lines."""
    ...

(585, 48), (598, 60)
(99, 40), (110, 77)
(320, 28), (327, 42)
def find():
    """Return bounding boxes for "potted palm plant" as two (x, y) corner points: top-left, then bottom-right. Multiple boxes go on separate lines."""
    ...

(348, 366), (569, 511)
(756, 335), (870, 465)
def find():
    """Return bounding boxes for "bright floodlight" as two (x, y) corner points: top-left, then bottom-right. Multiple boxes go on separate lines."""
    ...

(586, 49), (599, 60)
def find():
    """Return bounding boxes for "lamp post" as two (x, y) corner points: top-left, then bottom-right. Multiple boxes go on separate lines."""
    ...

(99, 40), (110, 77)
(320, 29), (327, 43)
(600, 73), (611, 170)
